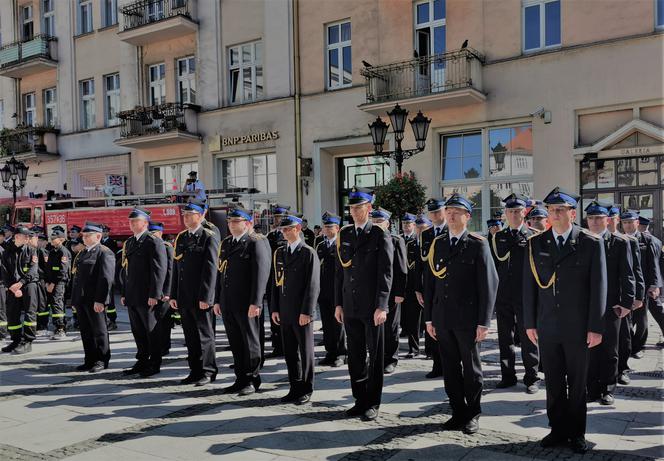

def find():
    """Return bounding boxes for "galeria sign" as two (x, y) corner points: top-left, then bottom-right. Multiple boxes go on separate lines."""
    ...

(222, 131), (280, 147)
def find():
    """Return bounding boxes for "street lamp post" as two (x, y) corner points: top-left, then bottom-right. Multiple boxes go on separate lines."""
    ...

(368, 103), (432, 174)
(1, 155), (29, 203)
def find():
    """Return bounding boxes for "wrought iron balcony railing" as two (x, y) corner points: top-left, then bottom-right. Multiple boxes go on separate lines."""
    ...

(118, 102), (196, 138)
(360, 48), (485, 105)
(120, 0), (192, 31)
(0, 35), (57, 69)
(0, 125), (59, 156)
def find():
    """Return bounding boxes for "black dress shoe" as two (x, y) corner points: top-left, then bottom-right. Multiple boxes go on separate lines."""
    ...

(540, 431), (567, 448)
(1, 342), (18, 353)
(123, 363), (148, 376)
(570, 437), (588, 454)
(442, 416), (465, 430)
(12, 342), (32, 355)
(76, 363), (93, 371)
(362, 407), (378, 421)
(345, 404), (365, 417)
(194, 375), (215, 387)
(296, 393), (311, 405)
(139, 367), (161, 378)
(525, 382), (540, 394)
(179, 374), (200, 385)
(617, 373), (631, 385)
(600, 392), (615, 405)
(222, 382), (244, 394)
(496, 379), (517, 389)
(89, 362), (105, 373)
(425, 370), (443, 379)
(280, 391), (298, 403)
(238, 385), (255, 396)
(462, 416), (479, 434)
(586, 392), (600, 403)
(384, 363), (396, 374)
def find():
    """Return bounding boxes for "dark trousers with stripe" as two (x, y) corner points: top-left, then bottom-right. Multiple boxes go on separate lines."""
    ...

(346, 315), (385, 410)
(46, 282), (67, 329)
(36, 281), (49, 330)
(0, 284), (7, 335)
(7, 283), (39, 343)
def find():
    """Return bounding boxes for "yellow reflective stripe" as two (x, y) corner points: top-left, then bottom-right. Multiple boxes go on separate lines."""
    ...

(71, 307), (77, 313)
(37, 311), (50, 316)
(51, 267), (60, 271)
(51, 314), (65, 318)
(8, 324), (22, 330)
(172, 313), (181, 319)
(23, 321), (37, 327)
(106, 308), (117, 313)
(0, 321), (8, 326)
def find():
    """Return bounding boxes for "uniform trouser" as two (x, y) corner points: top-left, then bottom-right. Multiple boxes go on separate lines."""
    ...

(631, 302), (650, 354)
(438, 328), (483, 420)
(618, 313), (633, 374)
(128, 303), (166, 370)
(647, 298), (664, 338)
(587, 312), (621, 396)
(6, 283), (39, 344)
(281, 320), (315, 396)
(106, 283), (117, 322)
(319, 299), (346, 359)
(0, 284), (7, 334)
(424, 328), (442, 373)
(223, 308), (262, 386)
(36, 281), (49, 330)
(259, 300), (266, 362)
(345, 315), (384, 410)
(401, 296), (422, 354)
(181, 303), (217, 377)
(384, 302), (401, 367)
(159, 301), (174, 355)
(267, 297), (282, 354)
(540, 340), (589, 439)
(77, 300), (110, 365)
(46, 282), (66, 329)
(496, 302), (540, 385)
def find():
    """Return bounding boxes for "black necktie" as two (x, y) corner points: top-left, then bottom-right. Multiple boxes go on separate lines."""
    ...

(557, 235), (565, 250)
(512, 229), (518, 238)
(451, 237), (458, 249)
(435, 228), (441, 237)
(356, 227), (362, 238)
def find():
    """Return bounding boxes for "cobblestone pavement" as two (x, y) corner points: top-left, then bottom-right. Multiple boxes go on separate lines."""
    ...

(0, 307), (662, 461)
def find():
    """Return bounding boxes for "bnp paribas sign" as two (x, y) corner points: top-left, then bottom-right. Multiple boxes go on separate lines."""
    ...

(209, 130), (280, 151)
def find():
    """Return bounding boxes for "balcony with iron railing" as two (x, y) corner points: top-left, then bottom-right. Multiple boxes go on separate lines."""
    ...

(118, 0), (198, 45)
(114, 102), (201, 148)
(0, 125), (59, 159)
(0, 35), (57, 78)
(359, 48), (486, 114)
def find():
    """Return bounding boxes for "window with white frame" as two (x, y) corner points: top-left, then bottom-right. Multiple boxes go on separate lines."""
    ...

(523, 0), (561, 52)
(148, 63), (166, 106)
(23, 93), (36, 126)
(102, 0), (117, 27)
(441, 124), (534, 232)
(149, 161), (198, 194)
(229, 41), (263, 104)
(657, 0), (664, 28)
(216, 154), (277, 194)
(22, 5), (33, 41)
(78, 0), (93, 34)
(42, 0), (55, 37)
(147, 0), (165, 22)
(326, 20), (351, 90)
(177, 56), (196, 104)
(80, 79), (95, 130)
(43, 88), (57, 127)
(104, 73), (120, 126)
(414, 0), (446, 92)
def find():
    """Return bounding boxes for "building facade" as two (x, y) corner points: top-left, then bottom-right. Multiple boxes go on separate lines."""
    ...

(0, 0), (662, 237)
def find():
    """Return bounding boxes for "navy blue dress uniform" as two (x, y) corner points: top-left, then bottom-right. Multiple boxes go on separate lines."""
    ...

(70, 223), (116, 371)
(523, 188), (607, 452)
(121, 208), (168, 377)
(34, 230), (50, 332)
(418, 198), (447, 378)
(271, 214), (320, 403)
(584, 202), (636, 405)
(400, 213), (423, 357)
(370, 207), (407, 373)
(1, 226), (40, 354)
(621, 211), (662, 357)
(100, 225), (119, 327)
(635, 216), (664, 349)
(265, 203), (291, 357)
(215, 207), (271, 395)
(148, 222), (176, 356)
(43, 226), (71, 336)
(171, 201), (220, 385)
(492, 194), (540, 391)
(316, 212), (347, 366)
(423, 194), (498, 434)
(0, 242), (6, 340)
(335, 188), (393, 420)
(65, 225), (82, 328)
